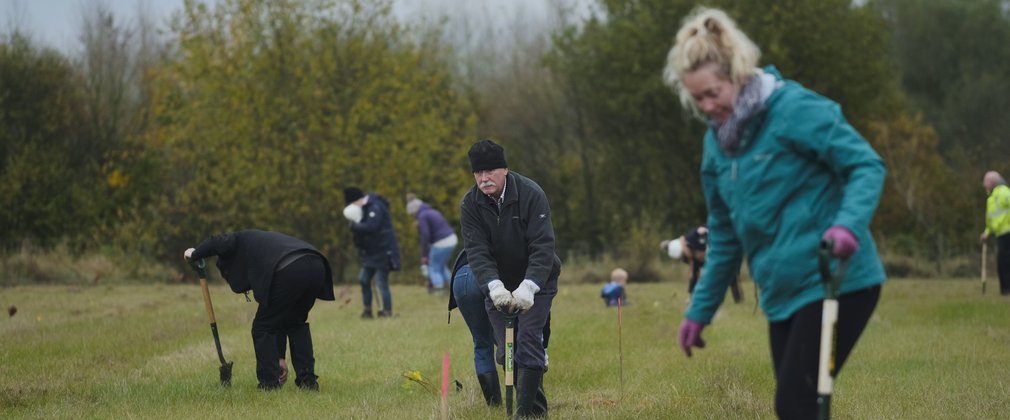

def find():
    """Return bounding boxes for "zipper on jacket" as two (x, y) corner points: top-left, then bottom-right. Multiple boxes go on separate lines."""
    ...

(731, 160), (738, 180)
(480, 200), (501, 226)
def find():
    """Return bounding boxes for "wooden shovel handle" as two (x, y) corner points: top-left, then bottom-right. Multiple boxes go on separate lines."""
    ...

(200, 278), (217, 324)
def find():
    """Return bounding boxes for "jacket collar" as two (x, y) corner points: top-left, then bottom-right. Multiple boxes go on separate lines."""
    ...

(731, 65), (788, 154)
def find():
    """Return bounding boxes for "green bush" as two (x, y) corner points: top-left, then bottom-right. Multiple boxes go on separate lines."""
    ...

(0, 243), (181, 286)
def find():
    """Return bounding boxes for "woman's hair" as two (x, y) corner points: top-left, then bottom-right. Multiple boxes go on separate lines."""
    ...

(662, 7), (761, 114)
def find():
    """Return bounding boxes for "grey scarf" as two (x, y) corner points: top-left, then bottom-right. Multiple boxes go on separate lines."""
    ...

(711, 74), (766, 155)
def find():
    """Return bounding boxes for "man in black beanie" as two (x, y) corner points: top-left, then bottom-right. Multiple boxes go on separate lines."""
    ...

(459, 139), (560, 418)
(342, 186), (401, 318)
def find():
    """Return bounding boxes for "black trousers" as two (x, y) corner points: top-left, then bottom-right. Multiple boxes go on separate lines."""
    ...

(998, 234), (1010, 295)
(768, 285), (881, 420)
(251, 255), (324, 386)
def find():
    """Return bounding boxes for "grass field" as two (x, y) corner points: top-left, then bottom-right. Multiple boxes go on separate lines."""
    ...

(1, 277), (1008, 419)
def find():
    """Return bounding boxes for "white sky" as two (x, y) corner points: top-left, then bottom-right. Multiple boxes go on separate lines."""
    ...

(2, 0), (183, 51)
(1, 0), (595, 54)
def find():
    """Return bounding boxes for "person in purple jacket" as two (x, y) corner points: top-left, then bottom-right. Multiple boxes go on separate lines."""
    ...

(406, 193), (458, 293)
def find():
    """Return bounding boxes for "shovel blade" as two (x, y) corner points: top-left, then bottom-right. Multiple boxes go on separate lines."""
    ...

(219, 361), (234, 387)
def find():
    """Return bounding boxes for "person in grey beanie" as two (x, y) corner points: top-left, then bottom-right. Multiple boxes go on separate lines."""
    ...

(406, 193), (458, 293)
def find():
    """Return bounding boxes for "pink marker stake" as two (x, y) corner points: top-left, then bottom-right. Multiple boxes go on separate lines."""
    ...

(618, 297), (624, 400)
(441, 352), (450, 420)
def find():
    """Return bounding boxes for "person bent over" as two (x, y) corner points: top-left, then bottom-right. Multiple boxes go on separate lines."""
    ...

(186, 229), (334, 390)
(406, 193), (458, 293)
(662, 225), (742, 303)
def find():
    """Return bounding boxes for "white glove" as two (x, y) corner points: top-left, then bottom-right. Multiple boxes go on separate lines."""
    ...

(666, 238), (684, 259)
(512, 279), (540, 312)
(420, 264), (429, 277)
(487, 280), (515, 312)
(184, 248), (195, 260)
(343, 204), (363, 223)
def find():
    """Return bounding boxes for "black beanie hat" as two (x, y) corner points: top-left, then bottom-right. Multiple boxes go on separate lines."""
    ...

(343, 187), (364, 204)
(468, 139), (508, 173)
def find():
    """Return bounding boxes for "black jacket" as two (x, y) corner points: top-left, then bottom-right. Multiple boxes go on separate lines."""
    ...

(191, 229), (335, 305)
(460, 171), (561, 293)
(349, 193), (402, 271)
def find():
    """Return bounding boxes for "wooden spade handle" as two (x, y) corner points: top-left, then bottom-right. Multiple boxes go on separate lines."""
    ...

(200, 278), (217, 324)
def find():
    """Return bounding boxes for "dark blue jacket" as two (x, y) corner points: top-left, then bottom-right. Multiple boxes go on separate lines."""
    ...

(350, 193), (401, 271)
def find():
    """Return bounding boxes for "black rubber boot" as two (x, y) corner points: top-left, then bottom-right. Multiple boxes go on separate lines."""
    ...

(257, 382), (281, 391)
(252, 330), (281, 390)
(514, 368), (547, 418)
(477, 371), (502, 406)
(289, 323), (319, 391)
(295, 375), (319, 391)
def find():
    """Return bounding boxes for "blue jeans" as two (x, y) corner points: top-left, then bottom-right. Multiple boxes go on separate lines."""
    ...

(359, 266), (392, 312)
(428, 245), (454, 289)
(452, 265), (496, 375)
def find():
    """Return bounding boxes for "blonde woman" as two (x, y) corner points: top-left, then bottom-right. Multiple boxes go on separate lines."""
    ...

(664, 7), (887, 419)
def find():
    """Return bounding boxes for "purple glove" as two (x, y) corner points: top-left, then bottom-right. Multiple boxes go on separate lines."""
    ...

(677, 319), (706, 357)
(822, 226), (859, 259)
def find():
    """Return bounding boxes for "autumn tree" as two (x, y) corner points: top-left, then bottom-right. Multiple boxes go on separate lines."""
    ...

(129, 0), (475, 277)
(871, 113), (975, 266)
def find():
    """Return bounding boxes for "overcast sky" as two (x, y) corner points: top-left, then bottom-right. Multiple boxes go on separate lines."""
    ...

(1, 0), (595, 54)
(2, 0), (181, 51)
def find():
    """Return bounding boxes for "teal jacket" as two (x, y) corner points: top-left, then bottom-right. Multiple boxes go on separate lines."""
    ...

(686, 67), (887, 323)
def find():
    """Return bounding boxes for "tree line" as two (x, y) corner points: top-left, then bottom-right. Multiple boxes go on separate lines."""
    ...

(2, 0), (1007, 280)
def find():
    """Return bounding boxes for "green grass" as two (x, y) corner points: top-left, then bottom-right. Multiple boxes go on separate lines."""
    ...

(1, 278), (1008, 419)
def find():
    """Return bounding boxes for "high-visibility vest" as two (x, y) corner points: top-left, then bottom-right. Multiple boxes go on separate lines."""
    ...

(986, 184), (1010, 237)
